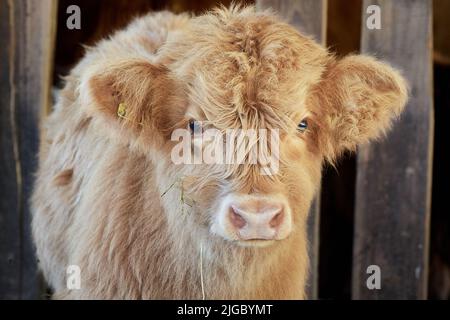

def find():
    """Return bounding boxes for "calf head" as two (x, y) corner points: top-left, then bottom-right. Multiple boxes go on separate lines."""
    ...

(82, 7), (407, 248)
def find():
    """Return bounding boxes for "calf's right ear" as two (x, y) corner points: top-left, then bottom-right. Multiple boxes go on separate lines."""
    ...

(312, 55), (408, 161)
(80, 58), (185, 145)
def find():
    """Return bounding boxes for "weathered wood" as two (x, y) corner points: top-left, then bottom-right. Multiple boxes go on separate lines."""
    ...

(0, 0), (57, 299)
(256, 0), (327, 43)
(352, 0), (433, 299)
(256, 0), (327, 300)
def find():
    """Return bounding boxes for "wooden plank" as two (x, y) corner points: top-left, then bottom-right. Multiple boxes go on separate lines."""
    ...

(256, 0), (327, 43)
(0, 0), (21, 299)
(256, 0), (327, 300)
(352, 0), (433, 299)
(0, 0), (57, 299)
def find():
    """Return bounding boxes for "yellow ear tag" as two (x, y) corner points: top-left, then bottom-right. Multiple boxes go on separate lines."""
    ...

(117, 102), (144, 126)
(117, 102), (127, 119)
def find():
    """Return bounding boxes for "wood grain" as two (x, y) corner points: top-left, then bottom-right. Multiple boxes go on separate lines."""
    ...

(352, 0), (433, 299)
(0, 0), (57, 299)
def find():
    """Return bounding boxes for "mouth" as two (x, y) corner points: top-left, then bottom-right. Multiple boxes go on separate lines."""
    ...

(234, 238), (277, 248)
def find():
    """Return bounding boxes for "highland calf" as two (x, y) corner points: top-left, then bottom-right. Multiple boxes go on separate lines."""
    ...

(31, 6), (407, 299)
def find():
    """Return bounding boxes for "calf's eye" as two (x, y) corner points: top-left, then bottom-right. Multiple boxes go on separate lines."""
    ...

(188, 119), (196, 133)
(298, 119), (308, 132)
(188, 119), (202, 134)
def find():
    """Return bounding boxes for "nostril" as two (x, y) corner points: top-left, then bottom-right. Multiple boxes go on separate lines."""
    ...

(269, 211), (284, 228)
(230, 207), (247, 229)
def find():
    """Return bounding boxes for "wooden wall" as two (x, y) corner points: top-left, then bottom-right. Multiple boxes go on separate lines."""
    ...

(0, 0), (57, 299)
(352, 0), (433, 299)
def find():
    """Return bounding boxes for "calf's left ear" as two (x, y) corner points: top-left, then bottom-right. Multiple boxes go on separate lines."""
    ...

(80, 58), (185, 145)
(314, 55), (408, 160)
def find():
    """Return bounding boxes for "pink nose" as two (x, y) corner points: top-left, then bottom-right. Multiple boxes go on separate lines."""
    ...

(229, 201), (286, 240)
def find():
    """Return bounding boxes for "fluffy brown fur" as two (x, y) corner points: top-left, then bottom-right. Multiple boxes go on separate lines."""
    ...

(32, 5), (407, 299)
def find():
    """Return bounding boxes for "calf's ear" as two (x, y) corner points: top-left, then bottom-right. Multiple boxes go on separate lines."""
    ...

(80, 58), (185, 145)
(313, 55), (408, 160)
